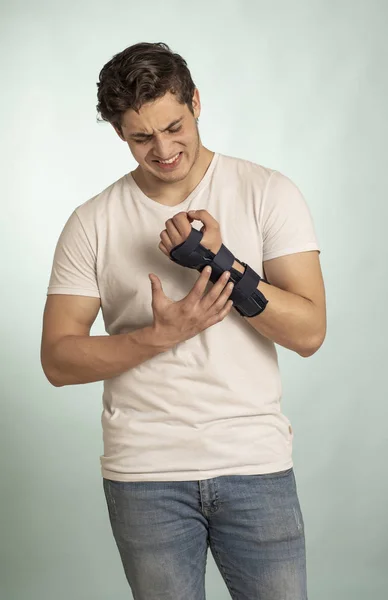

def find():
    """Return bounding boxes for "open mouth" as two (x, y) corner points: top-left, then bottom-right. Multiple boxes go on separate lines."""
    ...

(153, 152), (183, 169)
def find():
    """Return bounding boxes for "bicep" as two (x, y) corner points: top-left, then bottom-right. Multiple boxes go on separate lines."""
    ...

(41, 294), (101, 368)
(263, 250), (326, 310)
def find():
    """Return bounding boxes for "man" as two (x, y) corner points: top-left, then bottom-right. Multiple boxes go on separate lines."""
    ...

(41, 41), (326, 599)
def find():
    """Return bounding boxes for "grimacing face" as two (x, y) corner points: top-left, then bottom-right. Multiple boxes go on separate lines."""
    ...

(113, 89), (202, 183)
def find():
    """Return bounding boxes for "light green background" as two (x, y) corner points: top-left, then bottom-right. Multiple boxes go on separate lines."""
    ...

(1, 1), (387, 598)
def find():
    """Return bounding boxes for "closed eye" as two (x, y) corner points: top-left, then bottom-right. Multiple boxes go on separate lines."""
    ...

(135, 126), (182, 144)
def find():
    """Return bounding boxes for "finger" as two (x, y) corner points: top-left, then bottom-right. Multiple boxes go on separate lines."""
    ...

(160, 230), (173, 252)
(211, 270), (231, 296)
(165, 219), (182, 246)
(202, 274), (233, 311)
(187, 209), (218, 229)
(207, 299), (234, 327)
(158, 241), (169, 256)
(186, 266), (212, 303)
(211, 281), (234, 312)
(198, 270), (229, 313)
(171, 212), (192, 237)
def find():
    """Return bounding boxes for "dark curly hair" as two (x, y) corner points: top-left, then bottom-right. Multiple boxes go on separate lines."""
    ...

(96, 42), (197, 135)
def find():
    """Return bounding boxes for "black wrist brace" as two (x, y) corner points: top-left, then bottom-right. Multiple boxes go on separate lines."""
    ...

(169, 228), (268, 317)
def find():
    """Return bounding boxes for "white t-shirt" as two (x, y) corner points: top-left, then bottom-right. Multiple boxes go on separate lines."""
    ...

(47, 152), (320, 481)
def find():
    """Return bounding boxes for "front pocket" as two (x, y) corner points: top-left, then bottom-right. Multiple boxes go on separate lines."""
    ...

(253, 467), (294, 479)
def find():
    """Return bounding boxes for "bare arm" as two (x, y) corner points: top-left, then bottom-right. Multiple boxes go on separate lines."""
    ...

(232, 250), (326, 357)
(41, 267), (233, 388)
(40, 295), (170, 387)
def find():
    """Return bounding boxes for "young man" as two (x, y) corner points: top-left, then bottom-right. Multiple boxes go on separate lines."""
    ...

(41, 41), (326, 599)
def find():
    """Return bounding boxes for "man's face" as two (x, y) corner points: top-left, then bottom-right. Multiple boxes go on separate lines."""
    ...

(115, 90), (201, 183)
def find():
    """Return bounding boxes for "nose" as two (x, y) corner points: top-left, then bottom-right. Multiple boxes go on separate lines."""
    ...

(152, 137), (177, 160)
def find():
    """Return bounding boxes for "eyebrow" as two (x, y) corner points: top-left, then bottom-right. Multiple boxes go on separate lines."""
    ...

(129, 117), (184, 139)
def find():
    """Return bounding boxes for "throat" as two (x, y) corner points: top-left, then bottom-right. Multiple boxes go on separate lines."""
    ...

(130, 169), (191, 206)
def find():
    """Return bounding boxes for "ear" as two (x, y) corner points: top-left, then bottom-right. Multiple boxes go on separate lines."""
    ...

(192, 88), (201, 120)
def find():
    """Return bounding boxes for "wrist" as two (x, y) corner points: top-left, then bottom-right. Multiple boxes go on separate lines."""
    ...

(232, 259), (245, 274)
(133, 326), (175, 354)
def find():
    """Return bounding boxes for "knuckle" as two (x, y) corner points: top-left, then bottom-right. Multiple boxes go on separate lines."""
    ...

(193, 285), (202, 298)
(181, 302), (190, 315)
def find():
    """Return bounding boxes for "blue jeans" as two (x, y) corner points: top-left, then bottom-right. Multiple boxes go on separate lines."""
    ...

(103, 467), (307, 599)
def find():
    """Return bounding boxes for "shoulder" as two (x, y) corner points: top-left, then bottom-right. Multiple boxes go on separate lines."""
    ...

(74, 173), (129, 222)
(216, 152), (277, 190)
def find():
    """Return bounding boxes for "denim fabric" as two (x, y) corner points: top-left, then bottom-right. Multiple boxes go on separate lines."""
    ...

(103, 467), (307, 599)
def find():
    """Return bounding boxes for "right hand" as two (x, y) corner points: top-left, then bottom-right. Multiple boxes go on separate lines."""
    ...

(149, 266), (234, 348)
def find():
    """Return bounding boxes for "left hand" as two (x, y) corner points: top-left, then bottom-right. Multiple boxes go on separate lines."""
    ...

(159, 209), (223, 258)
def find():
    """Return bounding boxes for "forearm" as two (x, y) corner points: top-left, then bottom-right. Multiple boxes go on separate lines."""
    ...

(232, 260), (325, 356)
(47, 327), (171, 387)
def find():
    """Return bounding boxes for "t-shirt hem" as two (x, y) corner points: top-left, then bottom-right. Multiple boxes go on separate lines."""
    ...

(101, 459), (294, 482)
(263, 243), (320, 262)
(47, 287), (100, 298)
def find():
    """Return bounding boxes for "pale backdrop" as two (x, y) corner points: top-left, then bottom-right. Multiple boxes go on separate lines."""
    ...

(1, 1), (387, 598)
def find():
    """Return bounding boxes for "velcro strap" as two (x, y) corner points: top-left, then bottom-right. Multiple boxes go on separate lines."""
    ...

(232, 264), (261, 304)
(169, 227), (268, 317)
(212, 244), (235, 274)
(170, 228), (205, 268)
(170, 228), (234, 279)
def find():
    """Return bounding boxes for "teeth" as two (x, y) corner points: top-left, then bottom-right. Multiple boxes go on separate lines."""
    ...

(159, 153), (180, 164)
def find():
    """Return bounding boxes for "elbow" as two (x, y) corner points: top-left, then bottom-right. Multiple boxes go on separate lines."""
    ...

(41, 362), (64, 387)
(297, 330), (326, 358)
(49, 378), (65, 388)
(41, 345), (64, 387)
(298, 347), (318, 358)
(43, 371), (63, 387)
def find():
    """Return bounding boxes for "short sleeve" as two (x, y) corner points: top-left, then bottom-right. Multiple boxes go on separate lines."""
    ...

(47, 210), (100, 297)
(261, 170), (320, 262)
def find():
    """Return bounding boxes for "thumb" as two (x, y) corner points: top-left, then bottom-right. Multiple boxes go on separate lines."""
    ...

(188, 209), (212, 225)
(149, 273), (163, 295)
